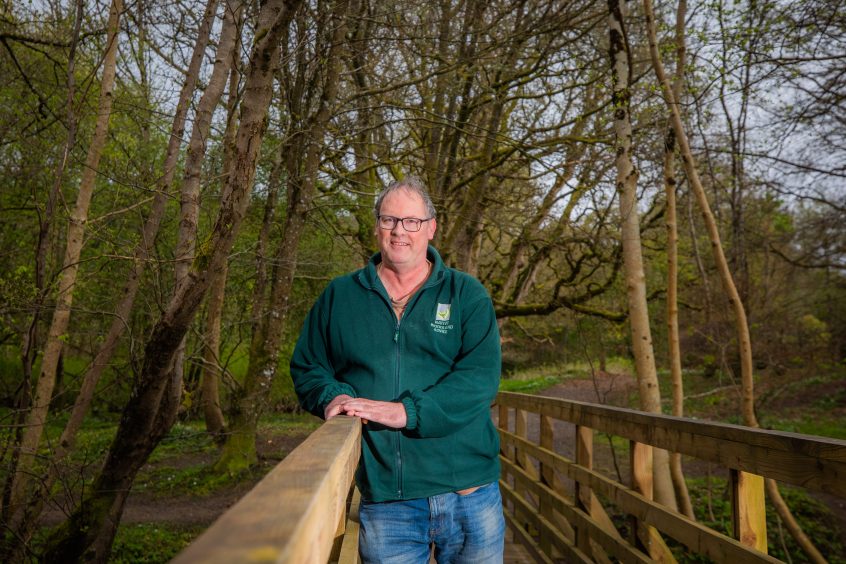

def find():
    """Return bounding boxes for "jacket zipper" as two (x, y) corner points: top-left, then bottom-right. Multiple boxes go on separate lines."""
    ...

(394, 317), (402, 498)
(376, 266), (438, 500)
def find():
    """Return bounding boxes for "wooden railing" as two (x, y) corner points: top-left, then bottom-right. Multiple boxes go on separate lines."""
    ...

(495, 391), (846, 563)
(173, 392), (845, 563)
(172, 416), (362, 564)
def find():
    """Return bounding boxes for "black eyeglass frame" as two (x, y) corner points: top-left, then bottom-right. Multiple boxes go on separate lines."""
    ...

(376, 215), (434, 232)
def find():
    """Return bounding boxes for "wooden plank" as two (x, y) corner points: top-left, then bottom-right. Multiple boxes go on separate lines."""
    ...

(515, 408), (539, 480)
(503, 507), (555, 564)
(732, 470), (768, 553)
(337, 487), (361, 564)
(497, 392), (846, 498)
(500, 429), (782, 563)
(173, 417), (362, 564)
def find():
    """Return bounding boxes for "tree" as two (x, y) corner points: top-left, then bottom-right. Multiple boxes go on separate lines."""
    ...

(5, 0), (123, 528)
(643, 0), (825, 560)
(607, 0), (676, 519)
(216, 0), (351, 473)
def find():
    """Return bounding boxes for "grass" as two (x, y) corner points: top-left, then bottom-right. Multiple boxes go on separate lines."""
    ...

(134, 413), (320, 497)
(109, 524), (202, 563)
(499, 357), (635, 394)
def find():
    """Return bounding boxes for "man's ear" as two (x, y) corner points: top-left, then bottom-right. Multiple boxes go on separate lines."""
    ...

(427, 217), (437, 240)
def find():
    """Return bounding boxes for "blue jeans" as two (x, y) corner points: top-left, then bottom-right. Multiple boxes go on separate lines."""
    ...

(359, 482), (505, 563)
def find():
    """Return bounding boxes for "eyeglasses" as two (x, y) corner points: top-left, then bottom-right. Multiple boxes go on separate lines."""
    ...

(377, 215), (433, 232)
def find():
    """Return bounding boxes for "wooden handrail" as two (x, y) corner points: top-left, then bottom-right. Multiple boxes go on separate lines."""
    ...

(497, 391), (846, 497)
(173, 416), (361, 564)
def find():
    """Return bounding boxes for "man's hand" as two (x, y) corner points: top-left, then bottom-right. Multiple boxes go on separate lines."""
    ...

(338, 398), (407, 429)
(324, 394), (354, 420)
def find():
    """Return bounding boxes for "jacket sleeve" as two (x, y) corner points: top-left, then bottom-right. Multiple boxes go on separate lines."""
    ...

(401, 284), (501, 438)
(290, 287), (357, 419)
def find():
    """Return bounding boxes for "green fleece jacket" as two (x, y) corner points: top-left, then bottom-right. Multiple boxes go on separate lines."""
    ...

(290, 246), (501, 502)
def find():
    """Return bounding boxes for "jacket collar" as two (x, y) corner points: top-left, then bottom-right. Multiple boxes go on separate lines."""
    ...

(358, 245), (446, 290)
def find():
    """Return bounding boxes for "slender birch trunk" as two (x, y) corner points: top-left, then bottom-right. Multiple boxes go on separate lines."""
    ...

(607, 0), (677, 512)
(0, 0), (84, 535)
(200, 35), (244, 438)
(40, 2), (302, 561)
(172, 0), (242, 423)
(642, 1), (824, 561)
(664, 0), (695, 520)
(6, 0), (123, 522)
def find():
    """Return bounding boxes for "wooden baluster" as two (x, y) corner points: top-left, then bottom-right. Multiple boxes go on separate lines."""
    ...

(630, 440), (653, 555)
(539, 414), (554, 555)
(514, 408), (539, 539)
(499, 403), (513, 462)
(575, 425), (594, 557)
(731, 470), (768, 553)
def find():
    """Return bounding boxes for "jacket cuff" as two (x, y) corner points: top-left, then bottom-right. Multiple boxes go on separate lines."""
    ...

(318, 384), (356, 416)
(401, 397), (418, 430)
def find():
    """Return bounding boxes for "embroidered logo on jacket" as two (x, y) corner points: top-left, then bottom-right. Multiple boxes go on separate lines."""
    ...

(436, 303), (451, 321)
(432, 303), (454, 334)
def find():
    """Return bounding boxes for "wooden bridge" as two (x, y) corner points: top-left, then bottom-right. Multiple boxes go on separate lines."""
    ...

(173, 391), (846, 563)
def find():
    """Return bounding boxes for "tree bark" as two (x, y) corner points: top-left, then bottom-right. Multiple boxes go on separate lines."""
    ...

(200, 24), (244, 439)
(40, 2), (302, 561)
(6, 0), (123, 524)
(642, 1), (825, 560)
(607, 0), (677, 511)
(172, 0), (242, 428)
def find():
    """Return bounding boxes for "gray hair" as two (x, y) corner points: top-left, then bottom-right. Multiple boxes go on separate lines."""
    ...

(374, 176), (437, 219)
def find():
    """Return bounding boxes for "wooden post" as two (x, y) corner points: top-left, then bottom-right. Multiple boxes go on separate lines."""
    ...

(731, 470), (768, 553)
(630, 440), (653, 552)
(539, 414), (555, 554)
(515, 408), (538, 535)
(515, 408), (537, 478)
(575, 425), (594, 557)
(499, 404), (513, 461)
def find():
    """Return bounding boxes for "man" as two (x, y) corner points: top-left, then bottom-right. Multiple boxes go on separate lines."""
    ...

(290, 176), (505, 563)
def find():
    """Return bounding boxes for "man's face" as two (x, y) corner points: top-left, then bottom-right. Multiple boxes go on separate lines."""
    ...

(376, 188), (437, 271)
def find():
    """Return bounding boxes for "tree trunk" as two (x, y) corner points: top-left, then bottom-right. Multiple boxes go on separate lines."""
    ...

(200, 34), (244, 439)
(607, 0), (677, 512)
(216, 0), (350, 474)
(1, 0), (84, 535)
(6, 0), (123, 523)
(172, 0), (242, 428)
(40, 2), (302, 561)
(664, 0), (695, 521)
(642, 1), (825, 561)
